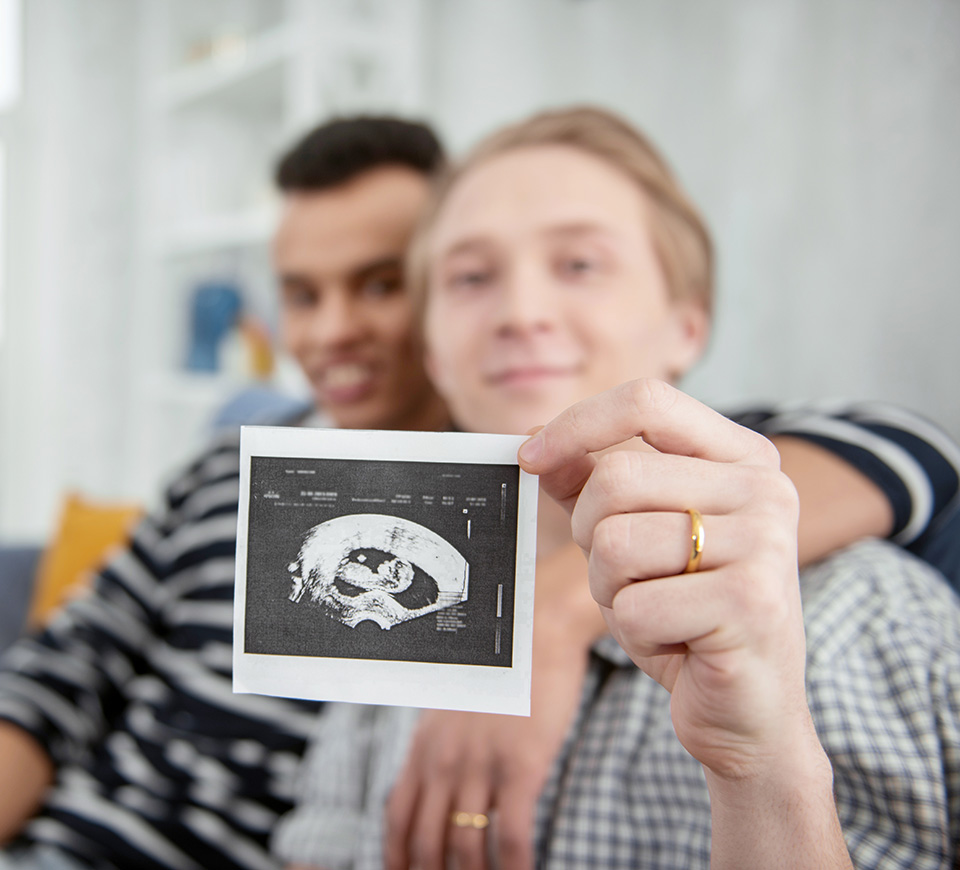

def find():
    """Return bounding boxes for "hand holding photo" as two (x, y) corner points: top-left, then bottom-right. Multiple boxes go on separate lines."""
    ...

(233, 425), (538, 716)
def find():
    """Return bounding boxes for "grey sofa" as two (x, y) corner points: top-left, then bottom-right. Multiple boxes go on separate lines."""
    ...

(0, 544), (41, 653)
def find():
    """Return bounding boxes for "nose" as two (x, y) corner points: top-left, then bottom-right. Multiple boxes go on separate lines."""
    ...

(494, 261), (560, 338)
(313, 290), (366, 348)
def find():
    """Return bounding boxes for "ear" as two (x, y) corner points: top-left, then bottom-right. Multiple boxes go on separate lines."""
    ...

(665, 300), (710, 381)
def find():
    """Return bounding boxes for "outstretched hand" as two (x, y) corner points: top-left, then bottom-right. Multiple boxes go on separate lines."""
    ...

(517, 379), (851, 867)
(516, 378), (809, 775)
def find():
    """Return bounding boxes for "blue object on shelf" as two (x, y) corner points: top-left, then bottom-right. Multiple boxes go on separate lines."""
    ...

(186, 281), (243, 372)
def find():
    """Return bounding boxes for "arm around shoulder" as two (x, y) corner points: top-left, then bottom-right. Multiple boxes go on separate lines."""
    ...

(741, 400), (960, 572)
(774, 435), (893, 566)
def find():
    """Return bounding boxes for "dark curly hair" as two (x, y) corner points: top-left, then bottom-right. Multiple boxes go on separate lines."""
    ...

(275, 116), (445, 192)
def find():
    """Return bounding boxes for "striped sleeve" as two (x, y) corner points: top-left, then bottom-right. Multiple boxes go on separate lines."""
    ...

(731, 400), (960, 559)
(0, 432), (242, 766)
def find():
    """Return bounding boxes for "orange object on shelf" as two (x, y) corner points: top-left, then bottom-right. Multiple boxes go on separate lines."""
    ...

(239, 315), (275, 380)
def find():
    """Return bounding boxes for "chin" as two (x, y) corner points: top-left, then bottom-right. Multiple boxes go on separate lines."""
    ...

(453, 399), (564, 437)
(510, 405), (573, 435)
(470, 414), (548, 437)
(327, 405), (381, 431)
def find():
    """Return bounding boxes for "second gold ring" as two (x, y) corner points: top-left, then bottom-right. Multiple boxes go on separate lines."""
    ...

(450, 811), (490, 830)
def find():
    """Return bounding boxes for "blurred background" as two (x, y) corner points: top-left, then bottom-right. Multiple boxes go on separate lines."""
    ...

(0, 0), (958, 546)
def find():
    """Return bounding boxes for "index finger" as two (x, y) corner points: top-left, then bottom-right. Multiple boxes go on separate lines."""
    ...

(518, 380), (776, 508)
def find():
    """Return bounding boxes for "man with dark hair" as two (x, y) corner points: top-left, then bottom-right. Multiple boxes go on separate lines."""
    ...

(271, 116), (448, 434)
(0, 115), (449, 870)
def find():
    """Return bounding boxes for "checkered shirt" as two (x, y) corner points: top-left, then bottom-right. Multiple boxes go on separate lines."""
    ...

(272, 539), (960, 869)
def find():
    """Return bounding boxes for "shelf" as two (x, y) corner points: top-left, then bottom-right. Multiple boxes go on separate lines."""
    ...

(160, 208), (278, 256)
(126, 0), (428, 502)
(157, 24), (294, 111)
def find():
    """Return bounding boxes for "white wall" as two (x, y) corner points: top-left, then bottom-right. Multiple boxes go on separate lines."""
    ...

(1, 0), (958, 540)
(0, 0), (138, 540)
(424, 0), (960, 427)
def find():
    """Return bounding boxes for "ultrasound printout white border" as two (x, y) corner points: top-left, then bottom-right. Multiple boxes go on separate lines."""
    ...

(233, 425), (539, 716)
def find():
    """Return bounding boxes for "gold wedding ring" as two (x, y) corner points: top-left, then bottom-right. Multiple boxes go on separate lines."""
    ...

(450, 811), (490, 830)
(684, 508), (705, 574)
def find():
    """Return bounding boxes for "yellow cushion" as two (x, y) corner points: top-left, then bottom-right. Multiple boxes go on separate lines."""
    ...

(28, 493), (143, 628)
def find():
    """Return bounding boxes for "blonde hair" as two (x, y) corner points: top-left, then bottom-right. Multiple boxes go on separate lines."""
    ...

(407, 105), (714, 316)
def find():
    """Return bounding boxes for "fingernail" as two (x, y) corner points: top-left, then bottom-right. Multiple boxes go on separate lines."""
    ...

(518, 434), (542, 465)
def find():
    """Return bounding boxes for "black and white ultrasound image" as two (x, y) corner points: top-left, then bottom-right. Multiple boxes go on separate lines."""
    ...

(244, 456), (520, 667)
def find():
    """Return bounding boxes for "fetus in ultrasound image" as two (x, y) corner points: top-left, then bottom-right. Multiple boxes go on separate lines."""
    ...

(288, 513), (469, 629)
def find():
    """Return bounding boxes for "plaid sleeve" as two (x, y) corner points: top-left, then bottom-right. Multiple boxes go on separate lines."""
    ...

(731, 400), (960, 547)
(800, 539), (960, 868)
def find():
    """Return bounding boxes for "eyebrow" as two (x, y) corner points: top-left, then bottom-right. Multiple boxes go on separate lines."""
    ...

(439, 221), (617, 259)
(544, 220), (617, 239)
(278, 255), (404, 287)
(351, 255), (404, 280)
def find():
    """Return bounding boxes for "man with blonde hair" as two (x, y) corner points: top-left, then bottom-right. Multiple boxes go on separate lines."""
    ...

(275, 106), (960, 870)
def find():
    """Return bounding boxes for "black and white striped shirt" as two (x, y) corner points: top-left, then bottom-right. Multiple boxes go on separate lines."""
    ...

(0, 429), (321, 870)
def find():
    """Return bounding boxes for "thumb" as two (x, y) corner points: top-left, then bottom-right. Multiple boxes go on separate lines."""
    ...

(518, 428), (597, 517)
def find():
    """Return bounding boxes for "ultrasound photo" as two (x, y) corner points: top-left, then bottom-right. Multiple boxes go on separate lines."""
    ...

(234, 426), (538, 714)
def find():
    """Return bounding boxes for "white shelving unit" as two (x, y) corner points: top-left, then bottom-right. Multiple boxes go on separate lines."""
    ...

(126, 0), (430, 502)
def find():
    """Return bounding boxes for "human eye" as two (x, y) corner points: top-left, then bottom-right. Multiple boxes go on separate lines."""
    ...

(556, 252), (602, 281)
(360, 270), (403, 300)
(449, 269), (493, 290)
(280, 281), (317, 309)
(441, 255), (496, 293)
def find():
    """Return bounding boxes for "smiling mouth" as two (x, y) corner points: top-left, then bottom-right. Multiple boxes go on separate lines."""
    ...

(318, 362), (376, 399)
(487, 366), (579, 387)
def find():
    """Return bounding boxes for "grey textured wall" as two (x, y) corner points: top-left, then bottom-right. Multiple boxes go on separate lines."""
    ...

(425, 0), (960, 432)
